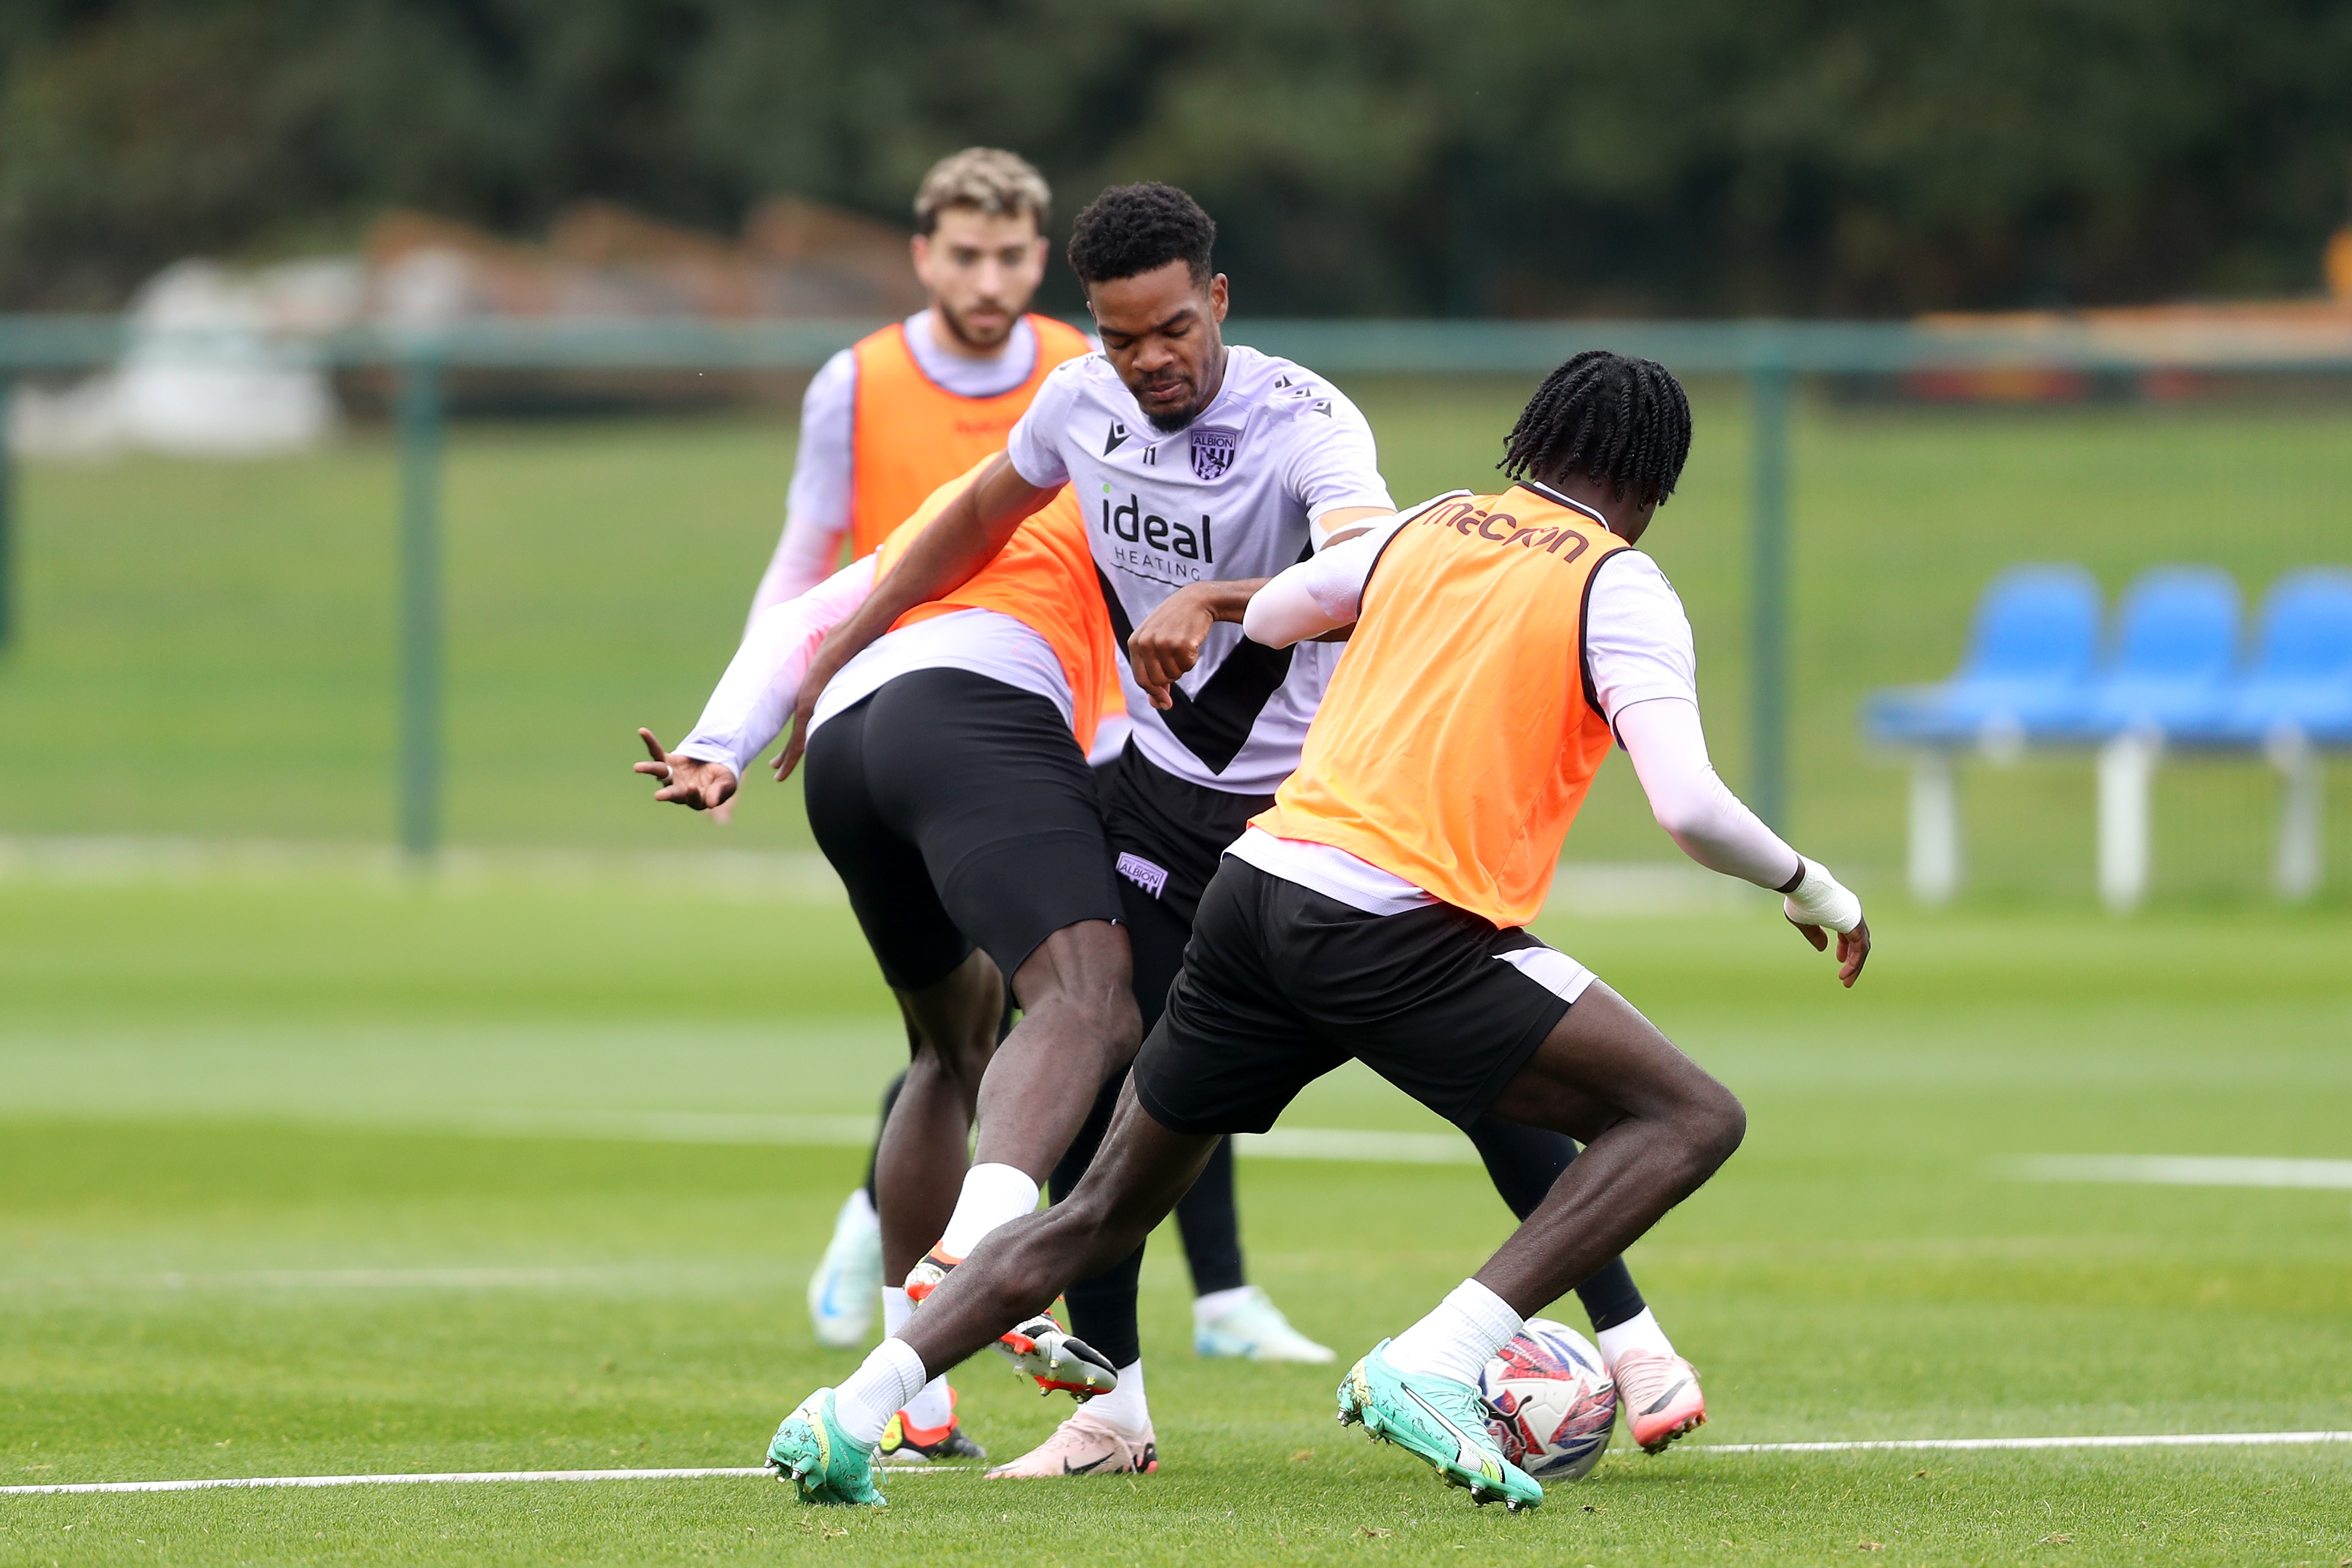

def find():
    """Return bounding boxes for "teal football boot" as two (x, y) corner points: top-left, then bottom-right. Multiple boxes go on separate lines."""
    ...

(1336, 1340), (1543, 1511)
(766, 1389), (886, 1506)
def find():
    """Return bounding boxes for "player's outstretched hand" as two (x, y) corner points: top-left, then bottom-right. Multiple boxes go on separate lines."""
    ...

(634, 728), (738, 812)
(1788, 913), (1870, 988)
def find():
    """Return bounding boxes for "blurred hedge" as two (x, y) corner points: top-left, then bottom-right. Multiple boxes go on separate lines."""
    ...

(3, 0), (2350, 315)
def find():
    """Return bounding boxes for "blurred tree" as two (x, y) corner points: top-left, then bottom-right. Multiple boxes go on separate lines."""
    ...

(1, 0), (2348, 314)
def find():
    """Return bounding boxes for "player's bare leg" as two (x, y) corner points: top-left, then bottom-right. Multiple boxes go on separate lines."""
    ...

(771, 1082), (1209, 1499)
(976, 921), (1140, 1179)
(871, 952), (1002, 1281)
(846, 951), (1004, 1465)
(1367, 982), (1741, 1468)
(898, 920), (1141, 1397)
(901, 1078), (1218, 1376)
(1472, 982), (1743, 1318)
(903, 920), (1140, 1286)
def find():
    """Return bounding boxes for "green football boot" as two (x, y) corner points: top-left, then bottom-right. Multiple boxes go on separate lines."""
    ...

(766, 1389), (886, 1507)
(1336, 1340), (1543, 1512)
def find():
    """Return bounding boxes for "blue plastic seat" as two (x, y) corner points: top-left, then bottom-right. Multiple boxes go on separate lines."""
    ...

(1864, 564), (2102, 746)
(2073, 566), (2239, 740)
(2202, 570), (2352, 747)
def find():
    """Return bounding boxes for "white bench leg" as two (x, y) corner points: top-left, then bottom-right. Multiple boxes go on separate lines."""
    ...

(2269, 728), (2323, 902)
(2097, 732), (2158, 913)
(1908, 753), (1960, 906)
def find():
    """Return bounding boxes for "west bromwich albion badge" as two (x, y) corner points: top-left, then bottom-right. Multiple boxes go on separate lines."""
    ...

(1189, 426), (1238, 482)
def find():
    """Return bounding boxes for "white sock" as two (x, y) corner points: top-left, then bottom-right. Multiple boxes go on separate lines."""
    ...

(876, 1286), (957, 1430)
(1193, 1284), (1255, 1327)
(1382, 1278), (1524, 1389)
(938, 1163), (1041, 1258)
(1081, 1358), (1150, 1436)
(1595, 1307), (1675, 1371)
(833, 1338), (927, 1447)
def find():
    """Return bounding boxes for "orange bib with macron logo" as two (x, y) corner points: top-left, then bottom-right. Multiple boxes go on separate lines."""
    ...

(1249, 486), (1628, 928)
(849, 315), (1093, 558)
(872, 461), (1116, 755)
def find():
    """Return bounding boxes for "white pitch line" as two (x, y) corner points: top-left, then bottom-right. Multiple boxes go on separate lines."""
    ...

(1700, 1432), (2352, 1455)
(1, 1465), (965, 1497)
(10, 1435), (2345, 1495)
(2003, 1155), (2352, 1190)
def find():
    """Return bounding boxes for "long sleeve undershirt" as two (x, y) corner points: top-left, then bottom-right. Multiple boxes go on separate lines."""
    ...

(684, 557), (877, 781)
(1243, 514), (1803, 892)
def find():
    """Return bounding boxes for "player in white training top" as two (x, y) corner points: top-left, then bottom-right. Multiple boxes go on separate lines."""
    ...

(774, 181), (1393, 1479)
(775, 185), (1706, 1486)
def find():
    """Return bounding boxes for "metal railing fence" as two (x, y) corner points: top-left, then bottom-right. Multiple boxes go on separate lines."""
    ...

(2, 313), (2348, 856)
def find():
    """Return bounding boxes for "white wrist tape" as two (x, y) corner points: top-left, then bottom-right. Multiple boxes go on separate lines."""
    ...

(1782, 857), (1863, 934)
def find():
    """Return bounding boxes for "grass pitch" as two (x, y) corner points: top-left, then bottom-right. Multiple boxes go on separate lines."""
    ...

(2, 374), (2349, 1560)
(3, 869), (2348, 1564)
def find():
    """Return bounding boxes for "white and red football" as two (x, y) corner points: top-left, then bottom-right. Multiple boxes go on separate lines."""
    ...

(1476, 1318), (1618, 1480)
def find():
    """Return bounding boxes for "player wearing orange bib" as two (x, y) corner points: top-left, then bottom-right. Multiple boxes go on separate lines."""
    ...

(777, 352), (1871, 1511)
(640, 462), (1138, 1473)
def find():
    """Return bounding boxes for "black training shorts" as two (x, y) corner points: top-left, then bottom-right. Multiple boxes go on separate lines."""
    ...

(802, 667), (1124, 992)
(1132, 857), (1594, 1135)
(1097, 740), (1273, 927)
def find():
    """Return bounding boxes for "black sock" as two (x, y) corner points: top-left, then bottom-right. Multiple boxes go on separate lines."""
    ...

(1173, 1135), (1246, 1295)
(1461, 1113), (1648, 1332)
(1048, 1074), (1144, 1367)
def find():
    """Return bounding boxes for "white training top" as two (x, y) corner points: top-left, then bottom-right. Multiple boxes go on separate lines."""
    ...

(1230, 488), (1804, 915)
(747, 311), (1046, 620)
(677, 556), (1070, 784)
(1005, 344), (1395, 796)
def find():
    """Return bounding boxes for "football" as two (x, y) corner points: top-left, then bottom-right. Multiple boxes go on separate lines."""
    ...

(1477, 1318), (1618, 1480)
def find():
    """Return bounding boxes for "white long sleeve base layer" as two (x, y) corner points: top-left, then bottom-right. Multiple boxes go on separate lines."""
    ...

(675, 556), (876, 783)
(1239, 505), (1824, 904)
(675, 551), (1078, 791)
(1614, 696), (1801, 889)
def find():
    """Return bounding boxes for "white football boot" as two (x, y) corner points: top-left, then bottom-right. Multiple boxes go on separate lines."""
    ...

(983, 1407), (1158, 1479)
(1194, 1286), (1336, 1362)
(1611, 1349), (1706, 1453)
(806, 1190), (882, 1348)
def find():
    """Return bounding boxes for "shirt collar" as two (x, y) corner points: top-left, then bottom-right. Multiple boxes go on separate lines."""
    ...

(1515, 480), (1613, 535)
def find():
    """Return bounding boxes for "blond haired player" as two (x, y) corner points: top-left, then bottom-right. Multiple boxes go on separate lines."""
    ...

(765, 350), (1869, 1510)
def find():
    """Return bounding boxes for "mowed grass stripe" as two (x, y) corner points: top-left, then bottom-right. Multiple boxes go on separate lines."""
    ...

(9, 1432), (2349, 1495)
(2005, 1154), (2352, 1188)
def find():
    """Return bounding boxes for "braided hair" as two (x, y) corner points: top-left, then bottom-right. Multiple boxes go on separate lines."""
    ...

(1501, 350), (1693, 508)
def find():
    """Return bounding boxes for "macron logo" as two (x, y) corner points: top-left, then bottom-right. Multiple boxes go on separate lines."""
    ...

(1104, 421), (1129, 455)
(1116, 853), (1169, 899)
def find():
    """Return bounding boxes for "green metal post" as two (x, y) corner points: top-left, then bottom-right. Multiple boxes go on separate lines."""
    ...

(397, 358), (443, 859)
(1748, 360), (1791, 833)
(0, 374), (13, 652)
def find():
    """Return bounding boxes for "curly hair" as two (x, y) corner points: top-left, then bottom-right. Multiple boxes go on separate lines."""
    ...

(913, 147), (1051, 237)
(1501, 350), (1693, 508)
(1066, 182), (1216, 288)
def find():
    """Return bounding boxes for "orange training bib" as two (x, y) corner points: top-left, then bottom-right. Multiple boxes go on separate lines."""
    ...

(871, 461), (1116, 755)
(1249, 487), (1628, 927)
(848, 315), (1093, 558)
